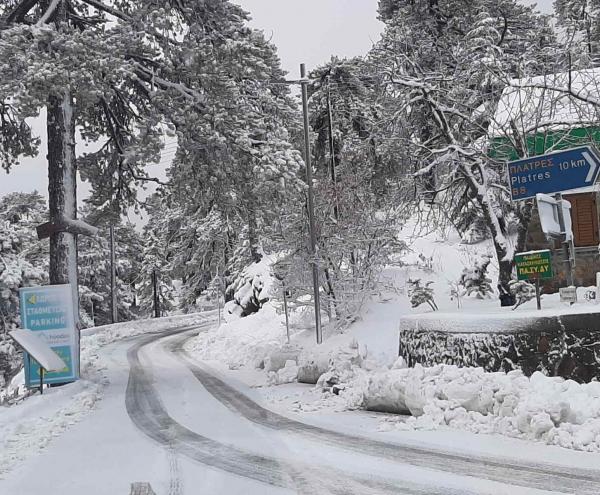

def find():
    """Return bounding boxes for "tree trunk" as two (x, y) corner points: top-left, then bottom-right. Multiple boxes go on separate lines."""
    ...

(247, 207), (262, 263)
(47, 88), (79, 322)
(46, 0), (80, 324)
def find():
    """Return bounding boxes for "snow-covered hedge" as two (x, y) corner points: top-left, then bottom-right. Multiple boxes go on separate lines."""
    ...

(399, 312), (600, 383)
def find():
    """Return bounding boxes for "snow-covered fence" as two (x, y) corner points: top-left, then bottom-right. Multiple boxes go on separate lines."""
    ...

(398, 311), (600, 383)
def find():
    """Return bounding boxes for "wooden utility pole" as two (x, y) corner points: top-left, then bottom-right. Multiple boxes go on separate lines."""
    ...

(300, 63), (323, 345)
(109, 225), (118, 324)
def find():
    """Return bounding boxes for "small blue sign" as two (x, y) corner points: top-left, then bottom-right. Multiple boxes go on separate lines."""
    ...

(19, 285), (78, 387)
(507, 146), (600, 201)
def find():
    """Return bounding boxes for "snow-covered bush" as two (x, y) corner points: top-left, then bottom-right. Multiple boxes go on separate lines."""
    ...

(459, 254), (493, 299)
(448, 279), (466, 309)
(407, 279), (438, 311)
(224, 253), (277, 318)
(509, 280), (536, 310)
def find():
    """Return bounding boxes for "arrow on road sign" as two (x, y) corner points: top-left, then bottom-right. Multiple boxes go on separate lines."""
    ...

(507, 145), (600, 201)
(582, 150), (598, 183)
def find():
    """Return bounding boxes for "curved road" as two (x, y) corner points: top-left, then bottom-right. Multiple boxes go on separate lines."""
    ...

(125, 320), (600, 495)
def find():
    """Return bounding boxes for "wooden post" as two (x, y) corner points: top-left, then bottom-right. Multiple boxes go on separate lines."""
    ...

(152, 269), (160, 318)
(282, 283), (290, 344)
(535, 278), (541, 310)
(39, 366), (44, 395)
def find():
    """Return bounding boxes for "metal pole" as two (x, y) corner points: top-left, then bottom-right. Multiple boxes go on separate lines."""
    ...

(535, 277), (541, 310)
(300, 63), (323, 345)
(109, 225), (118, 324)
(555, 193), (576, 286)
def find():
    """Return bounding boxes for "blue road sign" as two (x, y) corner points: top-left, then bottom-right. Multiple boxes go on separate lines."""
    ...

(19, 285), (79, 387)
(507, 146), (600, 201)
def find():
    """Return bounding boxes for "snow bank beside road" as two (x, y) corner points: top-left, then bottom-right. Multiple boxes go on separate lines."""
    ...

(0, 312), (208, 477)
(343, 364), (600, 453)
(186, 304), (288, 369)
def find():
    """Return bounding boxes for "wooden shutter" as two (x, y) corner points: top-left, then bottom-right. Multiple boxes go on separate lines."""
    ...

(564, 193), (599, 247)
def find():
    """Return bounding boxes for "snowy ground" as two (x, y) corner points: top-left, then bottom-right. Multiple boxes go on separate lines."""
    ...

(2, 312), (600, 494)
(184, 220), (600, 458)
(0, 312), (210, 477)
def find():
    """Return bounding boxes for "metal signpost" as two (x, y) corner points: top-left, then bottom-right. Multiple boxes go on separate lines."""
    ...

(515, 250), (553, 310)
(19, 284), (79, 387)
(507, 145), (600, 201)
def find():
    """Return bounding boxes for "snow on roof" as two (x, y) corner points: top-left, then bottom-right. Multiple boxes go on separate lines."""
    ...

(490, 68), (600, 138)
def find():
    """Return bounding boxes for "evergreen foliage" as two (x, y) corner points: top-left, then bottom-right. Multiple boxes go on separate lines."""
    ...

(407, 278), (438, 311)
(0, 192), (47, 385)
(459, 254), (494, 299)
(509, 280), (537, 310)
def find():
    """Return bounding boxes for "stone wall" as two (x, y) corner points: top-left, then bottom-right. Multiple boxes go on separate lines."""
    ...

(398, 312), (600, 383)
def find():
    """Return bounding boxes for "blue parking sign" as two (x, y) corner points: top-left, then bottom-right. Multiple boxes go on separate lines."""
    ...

(19, 285), (79, 387)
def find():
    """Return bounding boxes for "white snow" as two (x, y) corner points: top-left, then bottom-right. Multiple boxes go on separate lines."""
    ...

(490, 68), (600, 137)
(0, 312), (208, 477)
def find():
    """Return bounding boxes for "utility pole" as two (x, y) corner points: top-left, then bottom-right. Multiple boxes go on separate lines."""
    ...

(109, 225), (118, 324)
(300, 63), (323, 344)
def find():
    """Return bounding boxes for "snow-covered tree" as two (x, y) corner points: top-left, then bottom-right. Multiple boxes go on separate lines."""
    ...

(459, 254), (494, 299)
(368, 0), (560, 295)
(0, 192), (47, 385)
(78, 207), (143, 326)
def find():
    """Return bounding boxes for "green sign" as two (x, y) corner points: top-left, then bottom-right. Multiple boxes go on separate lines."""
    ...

(515, 250), (553, 280)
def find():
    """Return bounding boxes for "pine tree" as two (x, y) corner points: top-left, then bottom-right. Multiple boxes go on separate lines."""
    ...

(0, 192), (47, 385)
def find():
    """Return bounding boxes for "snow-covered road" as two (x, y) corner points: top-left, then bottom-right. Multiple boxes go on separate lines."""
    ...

(3, 317), (600, 494)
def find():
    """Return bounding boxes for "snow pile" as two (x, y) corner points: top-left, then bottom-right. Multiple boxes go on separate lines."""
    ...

(268, 360), (300, 385)
(342, 364), (600, 452)
(185, 304), (289, 369)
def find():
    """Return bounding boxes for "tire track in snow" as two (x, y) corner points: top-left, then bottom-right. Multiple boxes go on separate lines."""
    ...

(126, 325), (469, 495)
(170, 328), (600, 495)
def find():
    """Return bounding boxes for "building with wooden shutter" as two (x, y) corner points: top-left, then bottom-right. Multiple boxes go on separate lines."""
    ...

(490, 69), (600, 287)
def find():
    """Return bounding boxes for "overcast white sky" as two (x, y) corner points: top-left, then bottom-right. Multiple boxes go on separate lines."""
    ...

(0, 0), (554, 199)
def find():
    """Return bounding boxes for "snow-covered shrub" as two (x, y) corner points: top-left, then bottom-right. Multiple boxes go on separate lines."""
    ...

(509, 280), (536, 310)
(224, 253), (277, 318)
(459, 254), (493, 299)
(448, 279), (466, 309)
(407, 279), (438, 311)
